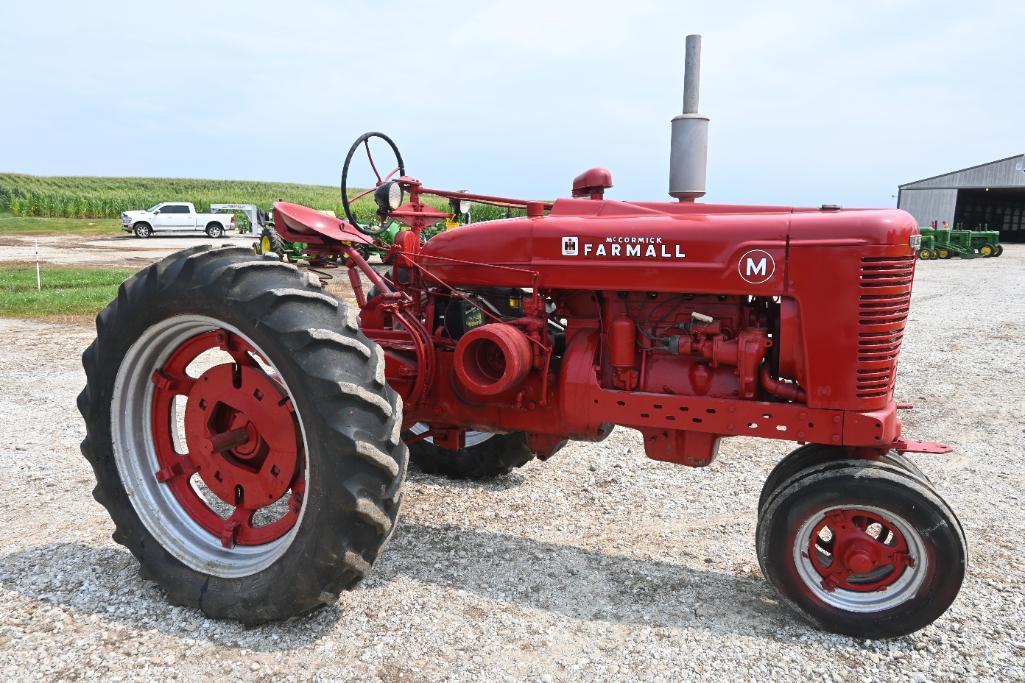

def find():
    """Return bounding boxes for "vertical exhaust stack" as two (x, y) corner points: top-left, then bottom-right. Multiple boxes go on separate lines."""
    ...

(669, 34), (710, 201)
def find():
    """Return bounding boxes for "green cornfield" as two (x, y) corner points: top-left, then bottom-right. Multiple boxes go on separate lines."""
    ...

(0, 173), (519, 224)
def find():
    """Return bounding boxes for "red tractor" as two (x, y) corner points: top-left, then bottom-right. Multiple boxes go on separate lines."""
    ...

(78, 41), (964, 638)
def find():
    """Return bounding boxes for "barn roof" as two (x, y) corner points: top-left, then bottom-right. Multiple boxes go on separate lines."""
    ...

(900, 154), (1025, 190)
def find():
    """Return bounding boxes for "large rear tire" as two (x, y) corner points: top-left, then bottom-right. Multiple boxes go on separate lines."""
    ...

(757, 461), (966, 638)
(409, 430), (534, 480)
(78, 245), (406, 623)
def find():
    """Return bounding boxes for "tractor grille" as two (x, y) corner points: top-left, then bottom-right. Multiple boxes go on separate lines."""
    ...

(856, 256), (914, 399)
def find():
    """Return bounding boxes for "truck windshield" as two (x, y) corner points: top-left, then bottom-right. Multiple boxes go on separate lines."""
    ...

(147, 204), (162, 212)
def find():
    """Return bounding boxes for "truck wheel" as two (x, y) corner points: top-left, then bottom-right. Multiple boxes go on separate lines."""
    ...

(757, 444), (930, 514)
(756, 462), (966, 638)
(134, 223), (152, 238)
(408, 428), (534, 479)
(206, 223), (225, 238)
(78, 245), (406, 623)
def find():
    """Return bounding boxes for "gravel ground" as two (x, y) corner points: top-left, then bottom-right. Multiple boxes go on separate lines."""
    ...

(0, 246), (1023, 681)
(0, 234), (256, 268)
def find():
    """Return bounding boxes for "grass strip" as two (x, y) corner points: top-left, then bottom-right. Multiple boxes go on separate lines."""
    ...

(0, 264), (134, 318)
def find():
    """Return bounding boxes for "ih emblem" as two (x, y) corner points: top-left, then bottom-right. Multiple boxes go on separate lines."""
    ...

(562, 236), (579, 256)
(738, 249), (775, 284)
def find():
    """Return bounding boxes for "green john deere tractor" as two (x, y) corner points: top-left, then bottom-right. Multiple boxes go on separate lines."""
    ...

(970, 229), (1003, 257)
(917, 226), (1003, 260)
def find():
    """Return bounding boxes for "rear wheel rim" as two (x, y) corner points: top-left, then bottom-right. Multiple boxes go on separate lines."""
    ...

(792, 504), (927, 613)
(111, 315), (309, 578)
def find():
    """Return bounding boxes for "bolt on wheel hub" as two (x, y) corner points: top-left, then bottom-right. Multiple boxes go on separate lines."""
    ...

(808, 509), (912, 593)
(150, 329), (305, 549)
(183, 363), (298, 507)
(792, 504), (928, 613)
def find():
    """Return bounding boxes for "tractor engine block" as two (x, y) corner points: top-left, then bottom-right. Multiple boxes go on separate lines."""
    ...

(599, 293), (772, 400)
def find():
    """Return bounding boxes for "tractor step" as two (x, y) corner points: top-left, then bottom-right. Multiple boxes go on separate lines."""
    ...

(891, 439), (953, 454)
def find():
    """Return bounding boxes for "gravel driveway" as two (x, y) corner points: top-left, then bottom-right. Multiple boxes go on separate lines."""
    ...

(0, 247), (1023, 681)
(0, 234), (257, 268)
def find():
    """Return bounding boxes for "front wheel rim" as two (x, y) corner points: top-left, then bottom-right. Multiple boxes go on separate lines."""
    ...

(111, 315), (310, 578)
(792, 505), (928, 613)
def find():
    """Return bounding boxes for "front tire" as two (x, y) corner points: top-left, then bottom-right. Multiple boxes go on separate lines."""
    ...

(757, 444), (930, 514)
(757, 461), (965, 638)
(409, 430), (534, 479)
(134, 223), (152, 238)
(79, 245), (406, 623)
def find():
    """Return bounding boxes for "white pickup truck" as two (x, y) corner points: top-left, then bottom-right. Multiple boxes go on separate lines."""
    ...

(121, 202), (235, 238)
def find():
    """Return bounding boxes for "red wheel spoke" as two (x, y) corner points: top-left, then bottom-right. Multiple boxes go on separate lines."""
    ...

(216, 330), (256, 367)
(364, 139), (382, 181)
(886, 550), (915, 569)
(154, 455), (198, 483)
(151, 368), (195, 395)
(221, 505), (256, 549)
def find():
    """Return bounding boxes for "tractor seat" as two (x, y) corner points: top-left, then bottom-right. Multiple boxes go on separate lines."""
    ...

(273, 202), (373, 245)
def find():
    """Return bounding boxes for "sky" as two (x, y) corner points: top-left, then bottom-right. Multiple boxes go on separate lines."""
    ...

(1, 1), (1022, 208)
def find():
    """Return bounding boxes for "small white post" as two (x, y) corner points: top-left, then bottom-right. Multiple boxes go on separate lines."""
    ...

(35, 239), (41, 290)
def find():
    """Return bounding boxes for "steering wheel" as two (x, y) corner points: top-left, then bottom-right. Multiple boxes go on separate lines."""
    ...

(341, 132), (405, 236)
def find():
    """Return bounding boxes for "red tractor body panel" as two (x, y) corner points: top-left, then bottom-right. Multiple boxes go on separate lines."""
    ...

(356, 196), (923, 465)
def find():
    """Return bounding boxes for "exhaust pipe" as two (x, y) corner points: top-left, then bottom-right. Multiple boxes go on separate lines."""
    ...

(669, 34), (709, 201)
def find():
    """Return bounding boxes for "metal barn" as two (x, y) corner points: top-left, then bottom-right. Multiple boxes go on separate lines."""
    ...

(898, 154), (1025, 242)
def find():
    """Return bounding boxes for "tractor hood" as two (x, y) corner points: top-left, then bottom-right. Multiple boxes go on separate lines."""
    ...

(419, 198), (918, 295)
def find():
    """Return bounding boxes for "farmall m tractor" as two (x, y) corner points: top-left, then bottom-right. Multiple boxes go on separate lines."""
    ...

(79, 37), (965, 638)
